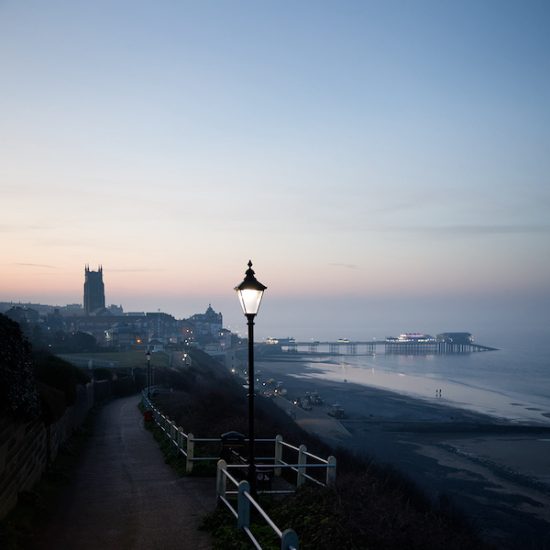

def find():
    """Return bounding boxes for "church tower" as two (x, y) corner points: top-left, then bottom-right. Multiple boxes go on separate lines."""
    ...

(83, 265), (106, 315)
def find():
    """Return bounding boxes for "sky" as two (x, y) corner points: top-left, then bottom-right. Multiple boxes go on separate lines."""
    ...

(1, 0), (549, 340)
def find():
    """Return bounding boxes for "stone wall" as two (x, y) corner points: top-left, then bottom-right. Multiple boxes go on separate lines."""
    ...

(0, 382), (95, 519)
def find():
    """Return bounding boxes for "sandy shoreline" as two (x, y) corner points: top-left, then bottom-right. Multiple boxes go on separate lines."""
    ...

(254, 357), (550, 548)
(266, 354), (550, 426)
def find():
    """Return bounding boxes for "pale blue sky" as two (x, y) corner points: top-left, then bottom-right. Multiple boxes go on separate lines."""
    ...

(1, 1), (549, 338)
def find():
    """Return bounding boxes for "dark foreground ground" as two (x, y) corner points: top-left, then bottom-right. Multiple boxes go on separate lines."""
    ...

(32, 395), (214, 550)
(258, 358), (550, 550)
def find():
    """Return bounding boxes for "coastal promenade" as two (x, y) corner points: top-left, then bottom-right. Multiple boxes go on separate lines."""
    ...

(33, 395), (214, 550)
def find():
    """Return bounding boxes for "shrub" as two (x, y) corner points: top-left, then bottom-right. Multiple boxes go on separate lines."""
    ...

(37, 382), (67, 425)
(92, 367), (112, 381)
(0, 314), (40, 420)
(33, 352), (90, 407)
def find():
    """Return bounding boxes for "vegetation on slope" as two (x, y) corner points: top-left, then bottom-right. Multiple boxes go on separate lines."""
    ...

(150, 349), (489, 550)
(0, 314), (40, 420)
(0, 314), (92, 424)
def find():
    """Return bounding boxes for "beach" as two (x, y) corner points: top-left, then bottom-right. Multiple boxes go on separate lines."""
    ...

(255, 357), (550, 548)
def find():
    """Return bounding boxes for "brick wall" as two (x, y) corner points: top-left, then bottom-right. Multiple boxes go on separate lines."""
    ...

(0, 382), (95, 519)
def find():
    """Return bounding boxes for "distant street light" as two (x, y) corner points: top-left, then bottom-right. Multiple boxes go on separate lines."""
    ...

(146, 350), (151, 398)
(235, 260), (267, 495)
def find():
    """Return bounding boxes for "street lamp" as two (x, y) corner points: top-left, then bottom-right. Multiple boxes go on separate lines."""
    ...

(235, 260), (267, 495)
(146, 350), (151, 398)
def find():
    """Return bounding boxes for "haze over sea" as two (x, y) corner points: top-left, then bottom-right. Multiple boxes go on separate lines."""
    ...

(291, 325), (550, 426)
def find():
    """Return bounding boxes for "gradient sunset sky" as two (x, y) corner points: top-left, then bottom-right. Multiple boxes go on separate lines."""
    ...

(1, 1), (549, 339)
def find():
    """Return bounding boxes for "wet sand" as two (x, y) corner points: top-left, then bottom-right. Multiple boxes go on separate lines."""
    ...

(256, 357), (550, 549)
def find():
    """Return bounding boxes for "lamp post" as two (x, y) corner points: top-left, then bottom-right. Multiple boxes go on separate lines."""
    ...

(235, 260), (267, 495)
(146, 350), (151, 398)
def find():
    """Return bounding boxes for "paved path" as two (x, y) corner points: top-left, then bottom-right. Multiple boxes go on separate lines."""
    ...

(35, 395), (214, 550)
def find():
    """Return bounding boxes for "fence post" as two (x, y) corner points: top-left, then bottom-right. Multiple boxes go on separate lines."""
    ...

(186, 432), (194, 473)
(281, 528), (300, 550)
(216, 459), (227, 499)
(297, 444), (307, 487)
(326, 455), (337, 486)
(237, 480), (251, 529)
(274, 434), (283, 476)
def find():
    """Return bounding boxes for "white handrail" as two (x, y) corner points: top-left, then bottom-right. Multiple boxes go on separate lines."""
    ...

(141, 391), (340, 550)
(142, 391), (336, 486)
(219, 463), (299, 550)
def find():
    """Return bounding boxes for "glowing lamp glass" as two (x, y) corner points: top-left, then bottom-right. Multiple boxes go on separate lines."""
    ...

(237, 288), (264, 316)
(235, 260), (267, 317)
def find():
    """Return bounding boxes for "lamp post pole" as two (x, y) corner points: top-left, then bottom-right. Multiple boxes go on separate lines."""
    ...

(246, 312), (256, 494)
(146, 350), (151, 399)
(235, 260), (267, 497)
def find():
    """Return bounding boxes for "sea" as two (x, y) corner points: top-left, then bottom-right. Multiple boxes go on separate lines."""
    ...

(298, 326), (550, 425)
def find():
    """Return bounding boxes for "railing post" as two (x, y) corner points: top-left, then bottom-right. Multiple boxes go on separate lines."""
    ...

(274, 434), (283, 477)
(237, 480), (251, 529)
(326, 455), (337, 486)
(216, 459), (227, 499)
(297, 444), (307, 487)
(186, 432), (195, 473)
(281, 528), (299, 550)
(181, 430), (186, 453)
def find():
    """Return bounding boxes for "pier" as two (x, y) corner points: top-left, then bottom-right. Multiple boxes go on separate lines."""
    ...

(274, 334), (497, 356)
(280, 341), (379, 355)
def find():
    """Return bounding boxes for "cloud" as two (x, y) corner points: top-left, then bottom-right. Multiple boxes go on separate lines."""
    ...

(0, 224), (52, 233)
(14, 262), (57, 269)
(372, 224), (550, 235)
(108, 268), (167, 273)
(328, 263), (358, 270)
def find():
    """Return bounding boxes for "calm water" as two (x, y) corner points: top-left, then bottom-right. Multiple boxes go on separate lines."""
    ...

(300, 326), (550, 424)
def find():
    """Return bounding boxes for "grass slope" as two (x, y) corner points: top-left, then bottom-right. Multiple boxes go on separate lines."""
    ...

(148, 349), (490, 550)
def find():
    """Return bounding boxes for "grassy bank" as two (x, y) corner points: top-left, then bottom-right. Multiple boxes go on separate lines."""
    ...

(147, 349), (490, 549)
(58, 350), (169, 369)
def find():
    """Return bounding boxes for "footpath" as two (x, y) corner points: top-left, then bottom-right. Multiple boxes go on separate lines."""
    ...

(33, 395), (214, 550)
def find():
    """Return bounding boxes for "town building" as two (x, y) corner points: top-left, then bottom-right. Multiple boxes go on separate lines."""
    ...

(189, 304), (223, 343)
(83, 265), (106, 315)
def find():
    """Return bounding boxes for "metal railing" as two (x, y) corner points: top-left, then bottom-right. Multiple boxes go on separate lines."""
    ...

(142, 392), (337, 486)
(142, 392), (337, 549)
(217, 461), (299, 550)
